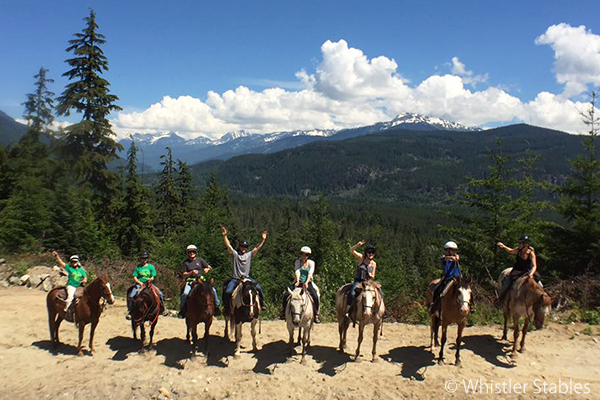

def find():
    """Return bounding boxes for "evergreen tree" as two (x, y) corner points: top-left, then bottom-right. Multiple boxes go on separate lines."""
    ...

(155, 147), (181, 237)
(556, 92), (600, 273)
(22, 67), (55, 136)
(176, 159), (194, 226)
(118, 139), (155, 257)
(0, 147), (12, 207)
(56, 10), (122, 211)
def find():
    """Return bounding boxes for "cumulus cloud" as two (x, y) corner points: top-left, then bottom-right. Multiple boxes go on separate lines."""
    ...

(536, 23), (600, 97)
(450, 57), (489, 87)
(112, 28), (598, 139)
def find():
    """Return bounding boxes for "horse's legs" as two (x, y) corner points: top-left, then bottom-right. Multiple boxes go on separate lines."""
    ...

(297, 327), (302, 345)
(89, 320), (98, 354)
(139, 323), (146, 353)
(455, 322), (465, 367)
(354, 323), (365, 361)
(132, 319), (137, 340)
(149, 320), (157, 350)
(251, 319), (258, 352)
(204, 318), (212, 356)
(338, 318), (349, 352)
(224, 316), (230, 341)
(519, 316), (529, 353)
(77, 323), (85, 357)
(438, 322), (448, 365)
(234, 322), (242, 358)
(512, 314), (520, 355)
(190, 322), (198, 357)
(54, 317), (64, 345)
(186, 319), (191, 343)
(300, 324), (311, 365)
(502, 309), (509, 341)
(372, 322), (381, 362)
(287, 320), (294, 346)
(48, 306), (57, 345)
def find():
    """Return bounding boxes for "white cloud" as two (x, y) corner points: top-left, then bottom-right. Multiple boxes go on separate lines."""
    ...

(536, 23), (600, 97)
(450, 57), (489, 87)
(112, 31), (598, 139)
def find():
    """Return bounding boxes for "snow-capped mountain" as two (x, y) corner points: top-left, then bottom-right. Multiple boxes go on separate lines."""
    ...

(117, 113), (481, 170)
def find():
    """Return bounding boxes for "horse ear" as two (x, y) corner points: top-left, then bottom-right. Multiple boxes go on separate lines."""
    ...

(210, 277), (215, 285)
(287, 287), (293, 295)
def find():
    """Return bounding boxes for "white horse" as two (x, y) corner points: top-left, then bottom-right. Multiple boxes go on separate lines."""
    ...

(285, 286), (314, 364)
(336, 280), (385, 362)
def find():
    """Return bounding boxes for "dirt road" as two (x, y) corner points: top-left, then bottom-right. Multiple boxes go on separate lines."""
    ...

(0, 286), (598, 400)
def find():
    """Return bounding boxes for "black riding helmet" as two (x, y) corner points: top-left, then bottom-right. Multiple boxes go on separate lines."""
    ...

(140, 250), (150, 259)
(518, 235), (531, 243)
(239, 240), (250, 248)
(365, 245), (376, 254)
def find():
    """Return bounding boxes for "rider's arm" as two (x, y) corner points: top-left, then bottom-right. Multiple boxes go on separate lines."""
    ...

(529, 251), (537, 277)
(294, 260), (301, 285)
(221, 227), (234, 255)
(52, 251), (66, 269)
(497, 242), (518, 255)
(305, 260), (315, 285)
(351, 240), (365, 259)
(132, 268), (143, 286)
(368, 261), (377, 279)
(147, 265), (156, 283)
(81, 268), (88, 284)
(252, 231), (268, 256)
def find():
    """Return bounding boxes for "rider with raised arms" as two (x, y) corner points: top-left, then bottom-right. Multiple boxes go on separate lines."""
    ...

(346, 240), (377, 316)
(496, 235), (538, 306)
(52, 251), (87, 316)
(221, 226), (268, 314)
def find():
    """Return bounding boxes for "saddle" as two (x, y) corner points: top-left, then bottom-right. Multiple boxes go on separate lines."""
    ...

(56, 286), (85, 322)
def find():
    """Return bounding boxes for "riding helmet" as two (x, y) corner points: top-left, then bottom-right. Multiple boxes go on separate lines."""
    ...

(365, 245), (376, 254)
(444, 241), (458, 250)
(140, 250), (150, 259)
(240, 240), (250, 248)
(186, 244), (198, 252)
(518, 235), (531, 243)
(300, 246), (312, 255)
(69, 254), (79, 262)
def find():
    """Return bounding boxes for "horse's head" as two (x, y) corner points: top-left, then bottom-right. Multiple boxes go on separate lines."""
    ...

(287, 287), (306, 326)
(457, 277), (472, 316)
(360, 281), (381, 318)
(97, 273), (115, 305)
(241, 281), (259, 319)
(533, 291), (552, 330)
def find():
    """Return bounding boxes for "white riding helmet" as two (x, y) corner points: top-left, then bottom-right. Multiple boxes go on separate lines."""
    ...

(300, 246), (312, 255)
(444, 241), (458, 250)
(69, 255), (80, 262)
(186, 244), (198, 252)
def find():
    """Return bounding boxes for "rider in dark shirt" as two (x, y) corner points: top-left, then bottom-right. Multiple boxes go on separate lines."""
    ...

(429, 241), (460, 316)
(496, 236), (538, 306)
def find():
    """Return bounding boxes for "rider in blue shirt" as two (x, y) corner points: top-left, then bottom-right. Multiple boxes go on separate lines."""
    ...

(429, 241), (460, 316)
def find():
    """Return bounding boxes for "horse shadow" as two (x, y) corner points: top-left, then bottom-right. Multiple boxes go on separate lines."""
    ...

(32, 340), (79, 356)
(203, 335), (236, 368)
(309, 345), (352, 377)
(155, 337), (195, 370)
(252, 340), (291, 374)
(382, 346), (435, 381)
(462, 334), (515, 369)
(106, 336), (141, 361)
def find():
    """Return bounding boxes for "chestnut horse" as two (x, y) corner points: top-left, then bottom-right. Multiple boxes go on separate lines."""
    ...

(335, 280), (385, 362)
(497, 268), (551, 356)
(224, 279), (261, 358)
(46, 274), (115, 356)
(130, 283), (163, 352)
(185, 279), (215, 358)
(426, 276), (471, 366)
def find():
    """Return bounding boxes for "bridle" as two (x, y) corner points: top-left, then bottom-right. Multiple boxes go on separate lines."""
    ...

(290, 290), (307, 320)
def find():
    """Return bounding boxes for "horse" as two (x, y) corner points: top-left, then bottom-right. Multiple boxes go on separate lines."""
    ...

(185, 278), (215, 358)
(426, 276), (471, 366)
(335, 280), (385, 362)
(46, 273), (115, 356)
(497, 268), (551, 356)
(223, 279), (260, 358)
(130, 282), (163, 353)
(285, 286), (314, 365)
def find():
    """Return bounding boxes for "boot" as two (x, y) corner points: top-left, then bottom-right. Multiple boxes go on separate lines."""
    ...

(214, 306), (222, 316)
(314, 313), (321, 323)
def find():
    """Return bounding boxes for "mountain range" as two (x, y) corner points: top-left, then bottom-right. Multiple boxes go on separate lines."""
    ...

(117, 113), (481, 170)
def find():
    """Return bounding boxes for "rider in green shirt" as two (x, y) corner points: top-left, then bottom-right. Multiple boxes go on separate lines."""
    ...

(52, 251), (87, 313)
(126, 251), (167, 319)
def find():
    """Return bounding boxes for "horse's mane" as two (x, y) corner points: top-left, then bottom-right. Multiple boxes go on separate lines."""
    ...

(191, 280), (213, 303)
(363, 280), (382, 291)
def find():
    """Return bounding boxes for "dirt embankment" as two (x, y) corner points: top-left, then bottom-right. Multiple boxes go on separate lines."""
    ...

(0, 286), (599, 400)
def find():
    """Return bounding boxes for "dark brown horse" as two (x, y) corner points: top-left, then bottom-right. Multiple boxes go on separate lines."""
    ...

(185, 278), (215, 358)
(46, 274), (115, 356)
(224, 279), (260, 358)
(426, 276), (472, 366)
(130, 283), (163, 352)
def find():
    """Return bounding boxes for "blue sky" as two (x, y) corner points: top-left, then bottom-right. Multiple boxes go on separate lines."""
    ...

(2, 0), (600, 138)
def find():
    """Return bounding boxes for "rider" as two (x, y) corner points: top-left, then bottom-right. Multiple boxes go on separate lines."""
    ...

(280, 246), (321, 323)
(179, 244), (221, 318)
(428, 241), (461, 316)
(496, 235), (538, 306)
(126, 250), (167, 320)
(346, 240), (377, 317)
(221, 226), (268, 314)
(52, 251), (87, 315)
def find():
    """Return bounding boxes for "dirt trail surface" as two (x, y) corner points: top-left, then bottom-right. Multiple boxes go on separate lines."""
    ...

(1, 286), (599, 400)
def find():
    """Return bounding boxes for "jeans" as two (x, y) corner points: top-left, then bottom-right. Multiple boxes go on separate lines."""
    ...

(347, 279), (362, 306)
(180, 282), (221, 312)
(223, 277), (264, 311)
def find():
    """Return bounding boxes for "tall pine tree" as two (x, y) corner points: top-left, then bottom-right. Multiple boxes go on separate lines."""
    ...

(56, 10), (122, 212)
(155, 147), (181, 237)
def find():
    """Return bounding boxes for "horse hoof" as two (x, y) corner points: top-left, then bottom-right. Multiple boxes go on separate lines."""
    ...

(371, 357), (379, 363)
(518, 347), (526, 353)
(455, 360), (461, 367)
(501, 336), (507, 341)
(300, 358), (307, 365)
(438, 359), (445, 366)
(77, 351), (83, 357)
(234, 353), (240, 360)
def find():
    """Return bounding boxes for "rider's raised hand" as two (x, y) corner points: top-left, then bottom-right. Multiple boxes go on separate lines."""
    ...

(52, 250), (58, 257)
(358, 240), (366, 246)
(221, 226), (228, 236)
(261, 231), (268, 240)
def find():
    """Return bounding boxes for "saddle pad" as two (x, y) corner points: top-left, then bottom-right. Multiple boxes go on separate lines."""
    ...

(56, 286), (85, 300)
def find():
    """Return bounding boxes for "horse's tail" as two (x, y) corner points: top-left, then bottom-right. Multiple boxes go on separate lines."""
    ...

(259, 312), (262, 335)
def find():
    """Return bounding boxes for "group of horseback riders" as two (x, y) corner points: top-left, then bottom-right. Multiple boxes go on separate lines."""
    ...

(52, 227), (539, 322)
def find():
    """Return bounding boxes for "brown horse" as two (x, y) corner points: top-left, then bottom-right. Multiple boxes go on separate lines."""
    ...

(130, 283), (163, 353)
(426, 276), (471, 366)
(185, 279), (215, 358)
(497, 268), (551, 356)
(224, 279), (260, 358)
(335, 280), (385, 362)
(46, 274), (115, 356)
